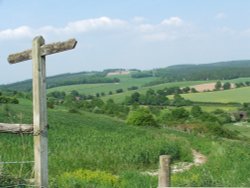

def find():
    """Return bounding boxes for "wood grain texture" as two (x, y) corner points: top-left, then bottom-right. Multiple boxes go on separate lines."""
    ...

(8, 38), (77, 64)
(32, 36), (48, 188)
(0, 123), (33, 134)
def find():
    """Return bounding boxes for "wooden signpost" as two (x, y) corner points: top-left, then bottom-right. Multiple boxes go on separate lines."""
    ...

(0, 36), (77, 187)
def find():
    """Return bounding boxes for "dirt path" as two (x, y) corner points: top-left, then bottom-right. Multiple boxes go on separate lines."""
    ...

(143, 149), (207, 176)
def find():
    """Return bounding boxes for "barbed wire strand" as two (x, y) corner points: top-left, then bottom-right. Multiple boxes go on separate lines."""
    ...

(0, 161), (34, 165)
(0, 184), (47, 188)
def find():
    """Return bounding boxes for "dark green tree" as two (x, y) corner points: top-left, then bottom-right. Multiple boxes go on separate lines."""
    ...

(223, 82), (231, 90)
(215, 81), (222, 90)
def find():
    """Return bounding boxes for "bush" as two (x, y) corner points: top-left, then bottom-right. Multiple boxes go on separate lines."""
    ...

(171, 108), (189, 121)
(191, 106), (203, 118)
(128, 86), (139, 91)
(116, 88), (124, 93)
(54, 169), (119, 188)
(127, 108), (158, 127)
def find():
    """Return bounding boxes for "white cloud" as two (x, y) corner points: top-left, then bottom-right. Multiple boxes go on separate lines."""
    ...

(137, 24), (155, 33)
(0, 26), (32, 39)
(132, 16), (146, 23)
(161, 17), (183, 26)
(137, 16), (192, 41)
(0, 16), (194, 43)
(215, 12), (227, 20)
(63, 17), (127, 33)
(0, 17), (127, 40)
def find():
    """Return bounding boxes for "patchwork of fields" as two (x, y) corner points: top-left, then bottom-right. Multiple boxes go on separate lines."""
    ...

(48, 75), (250, 104)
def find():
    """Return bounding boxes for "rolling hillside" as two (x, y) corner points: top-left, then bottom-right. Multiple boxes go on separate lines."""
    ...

(154, 60), (250, 81)
(1, 99), (250, 187)
(2, 60), (250, 92)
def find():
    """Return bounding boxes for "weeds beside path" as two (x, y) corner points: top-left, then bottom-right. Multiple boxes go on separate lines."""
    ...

(143, 149), (207, 176)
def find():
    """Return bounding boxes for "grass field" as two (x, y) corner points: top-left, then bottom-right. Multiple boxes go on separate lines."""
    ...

(226, 123), (250, 139)
(181, 86), (250, 103)
(47, 75), (157, 95)
(48, 76), (250, 104)
(101, 80), (214, 103)
(183, 105), (238, 112)
(48, 74), (213, 103)
(1, 99), (250, 187)
(0, 101), (192, 187)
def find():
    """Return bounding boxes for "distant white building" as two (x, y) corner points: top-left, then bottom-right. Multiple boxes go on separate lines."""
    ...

(107, 70), (130, 76)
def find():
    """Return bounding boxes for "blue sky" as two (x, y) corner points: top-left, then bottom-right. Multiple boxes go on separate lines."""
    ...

(1, 0), (250, 84)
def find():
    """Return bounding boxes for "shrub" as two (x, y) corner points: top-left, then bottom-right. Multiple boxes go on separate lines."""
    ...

(127, 86), (139, 91)
(116, 88), (124, 93)
(171, 108), (189, 121)
(191, 106), (203, 118)
(127, 108), (158, 127)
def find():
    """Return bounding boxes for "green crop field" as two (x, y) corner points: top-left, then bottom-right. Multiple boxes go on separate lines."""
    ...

(47, 75), (157, 95)
(1, 99), (250, 187)
(181, 86), (250, 103)
(48, 74), (214, 103)
(101, 80), (214, 103)
(228, 77), (250, 83)
(47, 75), (250, 104)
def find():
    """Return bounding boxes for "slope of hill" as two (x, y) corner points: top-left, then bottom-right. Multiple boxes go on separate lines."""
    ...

(154, 60), (250, 81)
(1, 100), (250, 187)
(0, 71), (120, 91)
(2, 60), (250, 92)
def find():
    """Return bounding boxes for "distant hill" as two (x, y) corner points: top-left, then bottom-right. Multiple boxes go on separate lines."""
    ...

(142, 60), (250, 86)
(0, 71), (120, 91)
(157, 60), (250, 80)
(2, 60), (250, 91)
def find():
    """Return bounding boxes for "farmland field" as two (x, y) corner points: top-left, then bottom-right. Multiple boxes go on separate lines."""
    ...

(47, 75), (157, 95)
(181, 86), (250, 103)
(48, 76), (250, 104)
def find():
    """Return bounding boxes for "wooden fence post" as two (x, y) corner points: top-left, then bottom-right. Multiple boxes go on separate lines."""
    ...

(158, 155), (171, 188)
(32, 36), (48, 187)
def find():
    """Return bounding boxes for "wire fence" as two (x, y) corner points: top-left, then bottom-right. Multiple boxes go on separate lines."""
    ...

(0, 161), (34, 165)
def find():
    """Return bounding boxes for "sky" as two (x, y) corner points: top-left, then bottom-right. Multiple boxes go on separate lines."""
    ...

(1, 0), (250, 84)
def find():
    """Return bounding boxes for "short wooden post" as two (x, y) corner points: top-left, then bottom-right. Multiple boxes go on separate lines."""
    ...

(32, 36), (48, 187)
(158, 155), (171, 188)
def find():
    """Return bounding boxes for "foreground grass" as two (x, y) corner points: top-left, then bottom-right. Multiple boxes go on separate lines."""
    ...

(0, 101), (250, 187)
(0, 103), (191, 187)
(226, 123), (250, 139)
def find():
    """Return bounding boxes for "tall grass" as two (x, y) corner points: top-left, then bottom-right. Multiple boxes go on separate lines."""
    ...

(0, 103), (192, 187)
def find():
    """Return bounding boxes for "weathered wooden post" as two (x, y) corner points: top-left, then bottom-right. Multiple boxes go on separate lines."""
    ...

(32, 36), (48, 187)
(158, 155), (171, 188)
(4, 36), (77, 188)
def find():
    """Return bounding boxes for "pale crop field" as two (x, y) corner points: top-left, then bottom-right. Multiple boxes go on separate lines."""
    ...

(182, 86), (250, 103)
